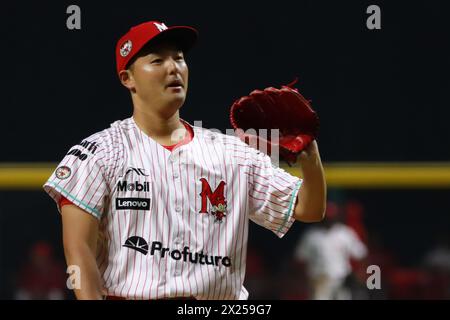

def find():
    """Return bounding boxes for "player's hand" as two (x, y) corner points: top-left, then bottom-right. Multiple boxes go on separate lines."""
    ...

(298, 140), (321, 164)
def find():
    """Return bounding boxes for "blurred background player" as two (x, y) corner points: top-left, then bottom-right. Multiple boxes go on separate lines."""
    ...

(294, 201), (367, 300)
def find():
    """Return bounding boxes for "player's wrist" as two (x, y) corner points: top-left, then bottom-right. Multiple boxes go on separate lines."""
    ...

(298, 151), (322, 169)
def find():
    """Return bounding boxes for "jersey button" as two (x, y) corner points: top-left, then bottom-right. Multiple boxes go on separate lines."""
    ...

(173, 172), (179, 179)
(175, 206), (181, 213)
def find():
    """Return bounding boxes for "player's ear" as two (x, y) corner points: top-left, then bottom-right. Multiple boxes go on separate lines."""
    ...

(119, 69), (135, 91)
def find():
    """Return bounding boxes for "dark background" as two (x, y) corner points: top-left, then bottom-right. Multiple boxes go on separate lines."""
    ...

(1, 0), (449, 161)
(0, 0), (449, 299)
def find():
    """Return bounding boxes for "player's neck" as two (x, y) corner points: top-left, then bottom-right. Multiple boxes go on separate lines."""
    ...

(133, 109), (186, 145)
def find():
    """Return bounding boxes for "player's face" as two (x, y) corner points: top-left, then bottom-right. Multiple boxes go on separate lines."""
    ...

(128, 42), (189, 112)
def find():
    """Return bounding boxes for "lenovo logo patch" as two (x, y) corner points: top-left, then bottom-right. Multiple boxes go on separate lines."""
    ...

(116, 198), (150, 210)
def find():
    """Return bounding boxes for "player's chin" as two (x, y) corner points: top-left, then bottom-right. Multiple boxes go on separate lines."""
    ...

(165, 92), (186, 108)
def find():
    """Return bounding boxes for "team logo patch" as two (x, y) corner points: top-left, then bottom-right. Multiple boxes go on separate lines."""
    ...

(116, 197), (150, 210)
(123, 236), (149, 255)
(120, 40), (132, 57)
(55, 166), (71, 180)
(199, 178), (227, 223)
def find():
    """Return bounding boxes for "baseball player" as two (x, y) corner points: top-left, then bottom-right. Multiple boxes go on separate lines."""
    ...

(43, 20), (327, 300)
(295, 202), (367, 299)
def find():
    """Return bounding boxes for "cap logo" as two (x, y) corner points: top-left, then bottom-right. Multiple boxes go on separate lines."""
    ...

(120, 40), (133, 57)
(154, 22), (168, 32)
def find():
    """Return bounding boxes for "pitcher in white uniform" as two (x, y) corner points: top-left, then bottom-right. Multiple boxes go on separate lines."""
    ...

(43, 20), (327, 300)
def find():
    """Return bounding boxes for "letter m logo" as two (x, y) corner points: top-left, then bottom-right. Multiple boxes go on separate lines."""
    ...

(154, 22), (168, 32)
(199, 178), (226, 214)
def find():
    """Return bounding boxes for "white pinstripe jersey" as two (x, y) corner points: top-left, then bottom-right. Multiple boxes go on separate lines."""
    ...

(44, 117), (302, 300)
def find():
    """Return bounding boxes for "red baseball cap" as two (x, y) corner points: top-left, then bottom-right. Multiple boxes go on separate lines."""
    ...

(115, 21), (198, 76)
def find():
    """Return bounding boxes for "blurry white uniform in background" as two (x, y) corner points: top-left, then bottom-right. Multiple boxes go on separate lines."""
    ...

(295, 223), (367, 300)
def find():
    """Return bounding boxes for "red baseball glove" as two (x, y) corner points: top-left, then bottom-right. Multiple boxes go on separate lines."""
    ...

(230, 79), (319, 165)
